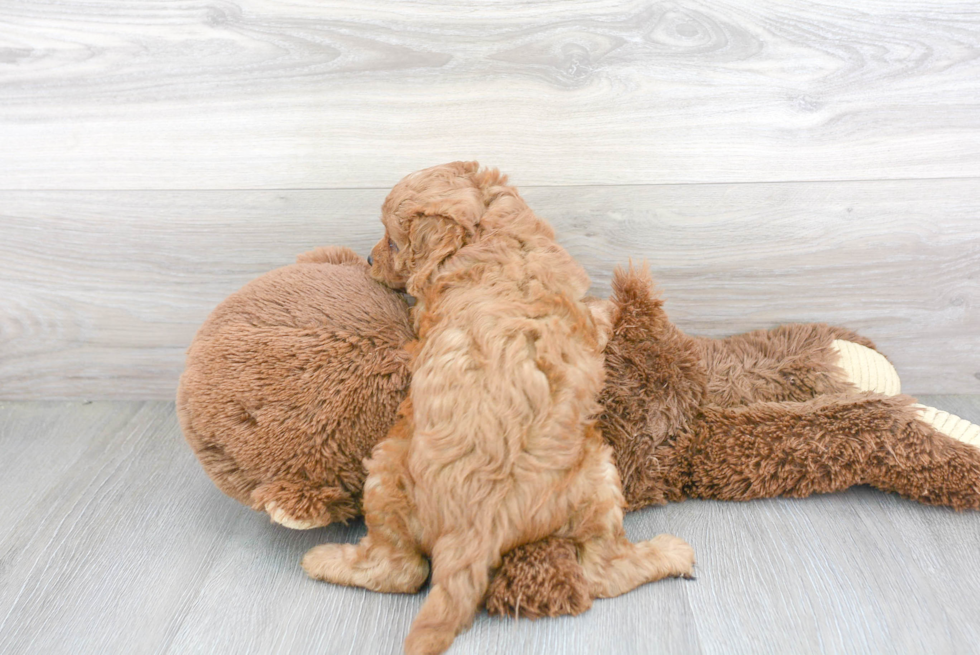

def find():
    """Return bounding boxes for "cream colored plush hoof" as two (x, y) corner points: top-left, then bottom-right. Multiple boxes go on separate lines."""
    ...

(913, 405), (980, 448)
(830, 340), (901, 396)
(266, 502), (323, 530)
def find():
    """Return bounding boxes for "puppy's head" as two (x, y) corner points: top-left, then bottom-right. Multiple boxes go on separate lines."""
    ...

(369, 161), (507, 296)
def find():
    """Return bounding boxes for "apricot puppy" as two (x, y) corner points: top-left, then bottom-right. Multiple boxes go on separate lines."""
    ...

(302, 162), (694, 655)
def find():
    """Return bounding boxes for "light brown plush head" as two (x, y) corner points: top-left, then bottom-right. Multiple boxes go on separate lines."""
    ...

(368, 161), (513, 296)
(177, 247), (415, 528)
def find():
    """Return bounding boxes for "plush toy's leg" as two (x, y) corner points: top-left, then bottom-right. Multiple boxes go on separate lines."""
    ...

(870, 403), (980, 509)
(914, 404), (980, 448)
(694, 324), (888, 405)
(830, 339), (901, 395)
(817, 338), (978, 445)
(302, 421), (429, 593)
(685, 393), (980, 509)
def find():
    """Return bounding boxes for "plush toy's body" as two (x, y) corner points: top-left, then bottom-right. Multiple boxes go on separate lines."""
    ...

(178, 246), (980, 619)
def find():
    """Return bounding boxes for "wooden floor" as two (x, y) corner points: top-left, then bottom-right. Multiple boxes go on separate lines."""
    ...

(2, 396), (980, 655)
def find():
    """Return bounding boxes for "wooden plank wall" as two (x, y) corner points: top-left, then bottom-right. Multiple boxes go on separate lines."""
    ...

(0, 1), (978, 399)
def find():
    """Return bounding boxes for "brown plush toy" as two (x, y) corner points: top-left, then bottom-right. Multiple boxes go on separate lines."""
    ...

(177, 246), (980, 619)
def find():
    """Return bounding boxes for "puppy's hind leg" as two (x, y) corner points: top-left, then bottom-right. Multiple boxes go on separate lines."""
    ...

(578, 532), (695, 599)
(572, 444), (695, 599)
(302, 526), (429, 594)
(303, 426), (429, 594)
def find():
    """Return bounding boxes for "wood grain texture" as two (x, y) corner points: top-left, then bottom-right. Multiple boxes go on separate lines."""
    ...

(1, 0), (979, 188)
(0, 402), (143, 546)
(0, 397), (978, 654)
(2, 178), (977, 399)
(0, 402), (242, 655)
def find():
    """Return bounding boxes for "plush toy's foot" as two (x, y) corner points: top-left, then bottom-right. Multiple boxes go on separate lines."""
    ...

(265, 501), (328, 530)
(914, 405), (980, 448)
(831, 340), (901, 395)
(829, 341), (979, 446)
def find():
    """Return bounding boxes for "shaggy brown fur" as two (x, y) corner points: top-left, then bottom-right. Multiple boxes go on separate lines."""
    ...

(177, 246), (413, 526)
(589, 265), (980, 511)
(484, 537), (591, 619)
(179, 221), (980, 624)
(300, 163), (693, 655)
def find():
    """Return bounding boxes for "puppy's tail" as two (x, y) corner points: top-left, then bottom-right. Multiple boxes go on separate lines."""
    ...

(404, 535), (494, 655)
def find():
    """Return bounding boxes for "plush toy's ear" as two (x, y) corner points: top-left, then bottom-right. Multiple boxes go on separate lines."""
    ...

(296, 246), (367, 267)
(405, 212), (466, 297)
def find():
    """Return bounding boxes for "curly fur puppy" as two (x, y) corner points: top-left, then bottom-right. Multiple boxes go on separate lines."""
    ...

(302, 162), (695, 655)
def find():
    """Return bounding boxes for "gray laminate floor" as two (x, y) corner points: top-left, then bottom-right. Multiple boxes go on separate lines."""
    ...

(3, 397), (980, 655)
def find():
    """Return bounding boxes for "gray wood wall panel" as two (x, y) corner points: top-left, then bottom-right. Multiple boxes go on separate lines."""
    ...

(0, 397), (978, 654)
(2, 179), (977, 399)
(1, 1), (979, 189)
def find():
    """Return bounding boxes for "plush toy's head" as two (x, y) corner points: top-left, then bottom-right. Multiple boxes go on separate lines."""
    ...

(177, 246), (415, 528)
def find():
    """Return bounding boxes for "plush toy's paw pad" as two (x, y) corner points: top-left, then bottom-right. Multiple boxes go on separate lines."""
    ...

(831, 339), (901, 395)
(649, 533), (696, 578)
(265, 501), (327, 530)
(913, 404), (980, 447)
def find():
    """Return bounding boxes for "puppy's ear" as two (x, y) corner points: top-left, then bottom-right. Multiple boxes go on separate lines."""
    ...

(406, 212), (466, 296)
